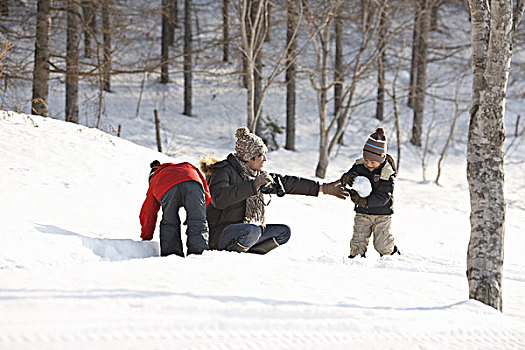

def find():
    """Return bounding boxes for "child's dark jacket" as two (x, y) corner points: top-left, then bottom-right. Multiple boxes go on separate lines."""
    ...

(346, 155), (396, 215)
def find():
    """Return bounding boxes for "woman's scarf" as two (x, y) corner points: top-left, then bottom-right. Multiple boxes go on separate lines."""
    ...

(237, 156), (266, 227)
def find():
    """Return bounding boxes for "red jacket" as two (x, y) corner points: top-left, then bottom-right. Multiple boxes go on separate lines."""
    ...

(139, 162), (211, 240)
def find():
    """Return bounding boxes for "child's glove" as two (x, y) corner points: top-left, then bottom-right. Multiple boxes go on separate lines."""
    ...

(322, 180), (349, 200)
(349, 189), (366, 207)
(341, 171), (358, 187)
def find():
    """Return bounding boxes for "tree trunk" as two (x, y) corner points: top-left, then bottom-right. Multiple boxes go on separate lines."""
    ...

(254, 54), (263, 135)
(66, 0), (80, 123)
(239, 0), (267, 132)
(32, 0), (51, 117)
(315, 25), (330, 179)
(0, 0), (8, 17)
(408, 2), (421, 109)
(375, 0), (387, 121)
(161, 0), (170, 84)
(285, 0), (296, 151)
(223, 0), (229, 62)
(264, 1), (271, 43)
(183, 0), (192, 116)
(315, 84), (329, 178)
(101, 0), (111, 91)
(410, 0), (431, 147)
(315, 100), (329, 178)
(334, 4), (344, 144)
(81, 0), (97, 58)
(466, 0), (519, 312)
(251, 0), (266, 135)
(430, 0), (441, 31)
(168, 0), (177, 46)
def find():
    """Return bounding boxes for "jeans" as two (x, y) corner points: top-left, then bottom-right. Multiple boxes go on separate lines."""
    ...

(159, 181), (209, 257)
(217, 223), (291, 250)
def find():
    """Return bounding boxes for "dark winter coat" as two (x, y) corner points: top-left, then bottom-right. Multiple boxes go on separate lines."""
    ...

(201, 153), (321, 250)
(140, 162), (211, 240)
(345, 155), (396, 215)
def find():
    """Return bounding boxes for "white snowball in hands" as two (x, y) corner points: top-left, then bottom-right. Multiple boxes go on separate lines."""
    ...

(351, 176), (372, 197)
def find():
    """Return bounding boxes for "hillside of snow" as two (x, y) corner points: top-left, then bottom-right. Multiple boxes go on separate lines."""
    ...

(1, 110), (525, 349)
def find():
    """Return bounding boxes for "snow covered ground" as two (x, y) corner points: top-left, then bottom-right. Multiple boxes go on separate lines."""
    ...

(1, 108), (525, 349)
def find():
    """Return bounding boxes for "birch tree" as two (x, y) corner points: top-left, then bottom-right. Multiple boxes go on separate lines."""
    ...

(466, 0), (525, 311)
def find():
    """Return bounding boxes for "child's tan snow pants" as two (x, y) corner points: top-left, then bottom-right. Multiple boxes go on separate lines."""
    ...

(350, 213), (394, 257)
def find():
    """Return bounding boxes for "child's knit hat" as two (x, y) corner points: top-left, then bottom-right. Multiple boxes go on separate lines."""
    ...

(234, 126), (268, 161)
(148, 160), (161, 183)
(363, 127), (387, 163)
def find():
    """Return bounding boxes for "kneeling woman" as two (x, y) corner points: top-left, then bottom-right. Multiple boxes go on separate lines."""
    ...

(200, 127), (347, 255)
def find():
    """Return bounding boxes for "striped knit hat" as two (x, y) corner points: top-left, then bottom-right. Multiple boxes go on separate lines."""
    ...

(363, 127), (387, 163)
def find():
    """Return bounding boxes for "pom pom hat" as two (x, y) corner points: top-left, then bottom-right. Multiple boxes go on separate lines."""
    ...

(234, 126), (268, 161)
(363, 127), (387, 163)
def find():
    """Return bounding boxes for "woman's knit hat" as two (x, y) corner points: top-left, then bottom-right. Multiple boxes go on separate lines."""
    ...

(363, 127), (387, 163)
(234, 126), (268, 161)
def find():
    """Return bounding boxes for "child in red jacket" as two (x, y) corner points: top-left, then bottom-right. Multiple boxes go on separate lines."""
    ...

(140, 160), (211, 257)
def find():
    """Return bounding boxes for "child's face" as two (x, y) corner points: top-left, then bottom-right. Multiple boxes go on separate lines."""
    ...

(364, 158), (381, 171)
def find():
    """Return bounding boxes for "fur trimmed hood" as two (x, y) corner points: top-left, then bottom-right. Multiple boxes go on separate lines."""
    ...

(199, 155), (221, 177)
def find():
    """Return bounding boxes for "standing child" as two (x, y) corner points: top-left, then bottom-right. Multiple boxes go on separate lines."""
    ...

(340, 127), (400, 258)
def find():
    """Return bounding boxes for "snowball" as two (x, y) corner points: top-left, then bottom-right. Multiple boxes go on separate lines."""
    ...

(351, 176), (372, 197)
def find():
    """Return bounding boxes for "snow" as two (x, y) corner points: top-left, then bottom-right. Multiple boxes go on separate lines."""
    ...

(1, 109), (525, 349)
(350, 175), (372, 197)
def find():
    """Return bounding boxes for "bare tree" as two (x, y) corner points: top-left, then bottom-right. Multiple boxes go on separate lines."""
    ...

(303, 0), (396, 178)
(101, 0), (111, 91)
(285, 0), (297, 151)
(32, 0), (51, 117)
(233, 0), (314, 135)
(66, 0), (81, 123)
(0, 0), (7, 17)
(435, 64), (469, 185)
(0, 40), (12, 79)
(161, 0), (170, 84)
(183, 0), (192, 116)
(466, 0), (525, 311)
(168, 0), (178, 46)
(410, 0), (433, 147)
(235, 0), (268, 132)
(223, 0), (229, 62)
(407, 2), (419, 109)
(81, 0), (97, 58)
(334, 2), (344, 144)
(251, 0), (264, 135)
(375, 0), (387, 121)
